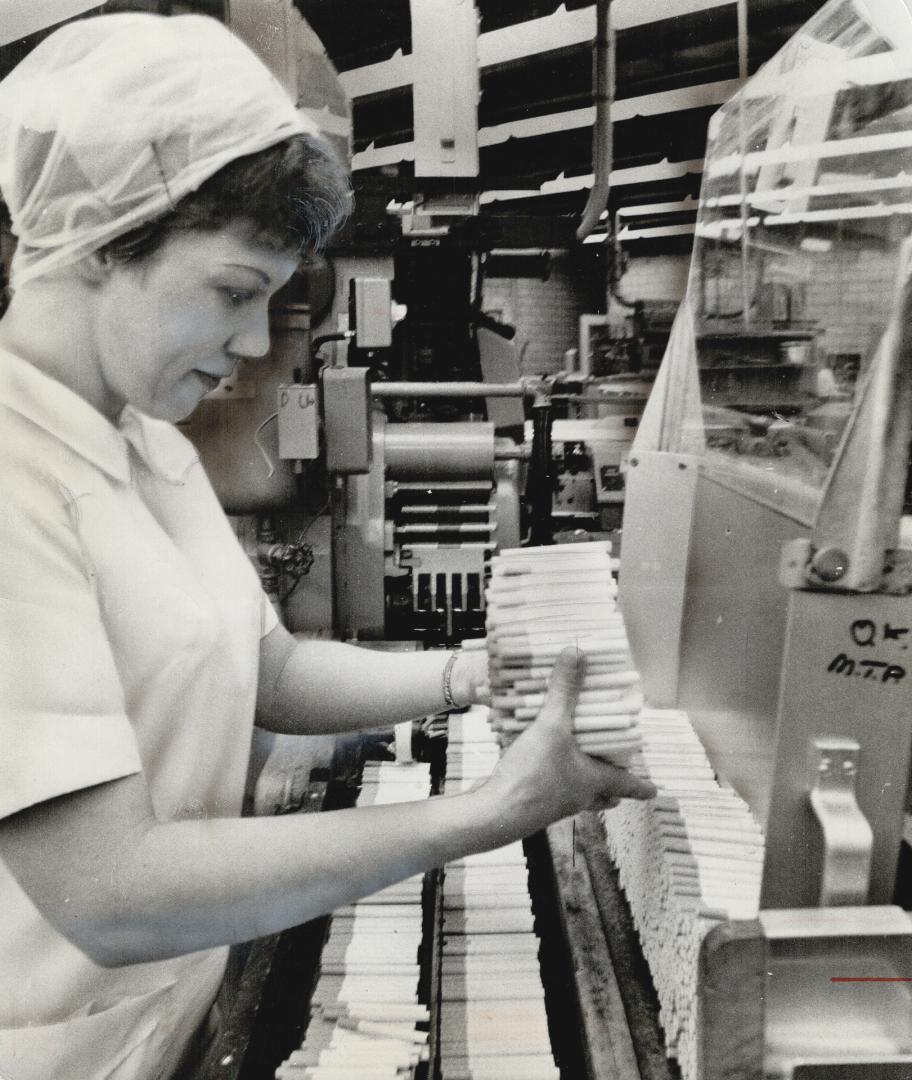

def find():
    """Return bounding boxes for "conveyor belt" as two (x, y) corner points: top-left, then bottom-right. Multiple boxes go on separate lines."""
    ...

(440, 709), (560, 1080)
(276, 763), (433, 1079)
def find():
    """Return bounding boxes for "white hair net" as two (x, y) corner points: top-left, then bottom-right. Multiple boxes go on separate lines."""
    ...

(0, 13), (319, 288)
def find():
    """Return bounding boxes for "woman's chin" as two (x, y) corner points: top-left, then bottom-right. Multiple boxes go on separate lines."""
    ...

(150, 380), (212, 423)
(143, 396), (201, 424)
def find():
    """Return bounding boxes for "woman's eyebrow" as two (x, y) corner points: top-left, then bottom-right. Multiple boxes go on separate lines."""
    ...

(223, 263), (271, 285)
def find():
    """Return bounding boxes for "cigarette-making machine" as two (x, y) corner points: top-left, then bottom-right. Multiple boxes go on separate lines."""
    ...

(182, 1), (912, 1077)
(316, 362), (646, 647)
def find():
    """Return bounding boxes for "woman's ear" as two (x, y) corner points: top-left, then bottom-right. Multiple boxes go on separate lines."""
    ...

(75, 249), (114, 287)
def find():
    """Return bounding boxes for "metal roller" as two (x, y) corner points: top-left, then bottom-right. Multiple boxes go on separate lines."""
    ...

(384, 423), (496, 480)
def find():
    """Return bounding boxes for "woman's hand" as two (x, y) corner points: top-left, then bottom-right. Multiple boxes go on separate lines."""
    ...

(477, 648), (656, 835)
(448, 645), (491, 707)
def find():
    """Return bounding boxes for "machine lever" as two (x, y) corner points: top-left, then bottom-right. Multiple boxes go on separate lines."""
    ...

(807, 736), (873, 906)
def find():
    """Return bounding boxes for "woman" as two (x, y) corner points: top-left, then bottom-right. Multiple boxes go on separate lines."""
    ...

(0, 13), (655, 1080)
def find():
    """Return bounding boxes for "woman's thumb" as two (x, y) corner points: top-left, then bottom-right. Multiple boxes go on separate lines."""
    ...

(539, 647), (586, 725)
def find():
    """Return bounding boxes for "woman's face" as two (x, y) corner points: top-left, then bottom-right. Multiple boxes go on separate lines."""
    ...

(92, 224), (299, 422)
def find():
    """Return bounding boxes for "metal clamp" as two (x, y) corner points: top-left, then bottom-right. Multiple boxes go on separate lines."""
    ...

(807, 736), (873, 906)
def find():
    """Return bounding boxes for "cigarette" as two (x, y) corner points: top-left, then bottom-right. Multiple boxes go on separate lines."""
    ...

(492, 687), (628, 709)
(318, 1004), (429, 1022)
(491, 625), (626, 648)
(498, 540), (612, 555)
(332, 1018), (428, 1044)
(490, 630), (629, 652)
(511, 694), (642, 720)
(487, 605), (623, 629)
(493, 659), (626, 680)
(486, 581), (617, 603)
(496, 642), (630, 662)
(499, 715), (637, 735)
(487, 571), (617, 593)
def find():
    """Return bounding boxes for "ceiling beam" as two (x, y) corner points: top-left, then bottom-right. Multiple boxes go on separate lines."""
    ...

(340, 0), (739, 100)
(353, 80), (737, 170)
(479, 157), (706, 204)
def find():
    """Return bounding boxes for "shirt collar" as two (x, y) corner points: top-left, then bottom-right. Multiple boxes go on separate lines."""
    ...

(118, 406), (201, 485)
(0, 347), (199, 485)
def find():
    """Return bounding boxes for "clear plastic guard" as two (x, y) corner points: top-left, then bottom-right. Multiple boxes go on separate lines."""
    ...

(667, 0), (912, 506)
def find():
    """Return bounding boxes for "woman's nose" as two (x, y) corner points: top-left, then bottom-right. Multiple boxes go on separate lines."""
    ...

(228, 305), (271, 359)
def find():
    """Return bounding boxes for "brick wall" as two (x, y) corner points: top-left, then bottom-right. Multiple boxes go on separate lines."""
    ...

(616, 254), (691, 304)
(482, 251), (594, 376)
(481, 251), (694, 375)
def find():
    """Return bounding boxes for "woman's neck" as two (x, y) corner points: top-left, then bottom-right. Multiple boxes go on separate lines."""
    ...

(0, 282), (116, 418)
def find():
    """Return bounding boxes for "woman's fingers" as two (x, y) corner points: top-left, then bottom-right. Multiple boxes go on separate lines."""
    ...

(483, 646), (656, 836)
(537, 648), (656, 802)
(585, 760), (656, 801)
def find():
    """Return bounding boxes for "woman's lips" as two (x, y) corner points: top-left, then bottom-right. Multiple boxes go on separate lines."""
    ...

(193, 370), (223, 391)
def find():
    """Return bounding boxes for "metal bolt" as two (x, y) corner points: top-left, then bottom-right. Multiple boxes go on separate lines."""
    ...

(811, 546), (849, 582)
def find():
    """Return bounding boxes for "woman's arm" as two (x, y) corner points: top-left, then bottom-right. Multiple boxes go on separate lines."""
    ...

(256, 622), (488, 735)
(0, 649), (654, 967)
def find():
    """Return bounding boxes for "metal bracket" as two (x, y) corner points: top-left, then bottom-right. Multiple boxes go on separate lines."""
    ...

(781, 539), (912, 595)
(807, 736), (873, 906)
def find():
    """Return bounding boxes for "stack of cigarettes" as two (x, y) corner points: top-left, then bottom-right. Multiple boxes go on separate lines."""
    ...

(440, 705), (560, 1080)
(486, 542), (643, 764)
(601, 708), (765, 1080)
(276, 762), (432, 1080)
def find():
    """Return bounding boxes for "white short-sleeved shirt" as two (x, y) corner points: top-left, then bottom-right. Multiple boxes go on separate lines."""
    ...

(0, 348), (278, 1080)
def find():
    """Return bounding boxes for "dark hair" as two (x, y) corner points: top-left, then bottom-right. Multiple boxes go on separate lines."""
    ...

(100, 132), (351, 264)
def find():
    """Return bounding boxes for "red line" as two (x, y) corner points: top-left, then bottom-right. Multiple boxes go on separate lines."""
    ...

(830, 977), (912, 982)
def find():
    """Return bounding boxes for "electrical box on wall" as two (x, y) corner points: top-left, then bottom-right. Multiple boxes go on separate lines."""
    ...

(277, 384), (320, 460)
(322, 366), (372, 474)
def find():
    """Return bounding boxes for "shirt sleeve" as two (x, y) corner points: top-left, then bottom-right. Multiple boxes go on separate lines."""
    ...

(0, 463), (143, 821)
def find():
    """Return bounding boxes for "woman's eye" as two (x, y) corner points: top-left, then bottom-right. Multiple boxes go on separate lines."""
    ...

(223, 288), (254, 308)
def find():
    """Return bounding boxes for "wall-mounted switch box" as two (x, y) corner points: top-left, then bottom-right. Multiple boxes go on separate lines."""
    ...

(277, 384), (320, 460)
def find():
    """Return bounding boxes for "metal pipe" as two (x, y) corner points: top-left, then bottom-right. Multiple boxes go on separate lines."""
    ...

(400, 504), (491, 515)
(372, 381), (528, 398)
(494, 445), (530, 462)
(736, 0), (749, 81)
(373, 381), (641, 406)
(395, 524), (494, 535)
(576, 0), (613, 242)
(736, 0), (751, 329)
